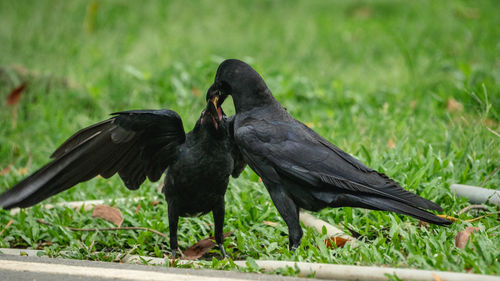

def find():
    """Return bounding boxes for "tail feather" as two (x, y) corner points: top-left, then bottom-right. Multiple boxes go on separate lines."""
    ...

(356, 195), (451, 225)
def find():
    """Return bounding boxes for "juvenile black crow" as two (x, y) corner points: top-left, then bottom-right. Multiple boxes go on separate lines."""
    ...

(207, 59), (451, 250)
(0, 98), (246, 258)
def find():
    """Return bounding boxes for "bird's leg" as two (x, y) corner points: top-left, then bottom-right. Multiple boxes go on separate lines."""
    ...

(267, 186), (303, 251)
(168, 203), (180, 259)
(212, 198), (227, 258)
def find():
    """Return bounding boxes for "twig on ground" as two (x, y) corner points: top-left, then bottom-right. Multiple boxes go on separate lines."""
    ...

(458, 205), (490, 215)
(0, 220), (14, 236)
(36, 219), (167, 239)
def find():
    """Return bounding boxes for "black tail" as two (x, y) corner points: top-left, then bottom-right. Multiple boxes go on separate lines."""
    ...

(355, 195), (452, 225)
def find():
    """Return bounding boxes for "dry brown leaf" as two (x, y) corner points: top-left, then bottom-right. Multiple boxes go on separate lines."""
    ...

(455, 226), (480, 249)
(417, 220), (429, 228)
(182, 232), (233, 260)
(151, 200), (160, 206)
(0, 167), (11, 176)
(263, 220), (277, 227)
(17, 167), (28, 176)
(324, 236), (348, 249)
(387, 138), (396, 149)
(92, 204), (123, 227)
(7, 83), (27, 106)
(447, 98), (463, 113)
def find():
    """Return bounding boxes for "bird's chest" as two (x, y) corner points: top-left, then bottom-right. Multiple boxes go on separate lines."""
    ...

(163, 142), (233, 197)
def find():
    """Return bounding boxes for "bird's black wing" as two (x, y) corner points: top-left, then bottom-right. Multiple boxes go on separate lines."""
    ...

(235, 118), (442, 212)
(226, 115), (246, 178)
(0, 109), (186, 209)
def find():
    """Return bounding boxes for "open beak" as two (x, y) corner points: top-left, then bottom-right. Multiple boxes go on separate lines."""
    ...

(204, 94), (223, 130)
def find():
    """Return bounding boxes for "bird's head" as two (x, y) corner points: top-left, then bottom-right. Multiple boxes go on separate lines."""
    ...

(200, 93), (225, 131)
(206, 59), (273, 112)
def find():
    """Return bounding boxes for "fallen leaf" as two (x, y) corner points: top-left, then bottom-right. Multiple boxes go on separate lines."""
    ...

(387, 138), (396, 149)
(263, 220), (277, 227)
(0, 167), (11, 175)
(455, 226), (480, 249)
(92, 204), (123, 227)
(447, 98), (463, 113)
(7, 83), (27, 106)
(417, 220), (429, 228)
(182, 232), (233, 260)
(324, 236), (348, 248)
(151, 200), (160, 206)
(17, 167), (28, 176)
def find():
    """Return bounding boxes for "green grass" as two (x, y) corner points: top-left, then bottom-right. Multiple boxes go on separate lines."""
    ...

(1, 0), (499, 278)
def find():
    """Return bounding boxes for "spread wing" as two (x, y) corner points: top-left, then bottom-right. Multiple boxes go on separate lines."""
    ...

(235, 118), (442, 211)
(0, 109), (186, 209)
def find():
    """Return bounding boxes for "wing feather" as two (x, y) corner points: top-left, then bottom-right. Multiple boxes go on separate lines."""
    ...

(0, 109), (186, 209)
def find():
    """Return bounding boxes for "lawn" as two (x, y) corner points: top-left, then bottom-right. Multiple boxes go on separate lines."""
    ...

(0, 0), (499, 278)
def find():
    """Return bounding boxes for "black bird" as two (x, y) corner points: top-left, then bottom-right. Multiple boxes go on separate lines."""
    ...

(0, 98), (246, 258)
(206, 59), (452, 250)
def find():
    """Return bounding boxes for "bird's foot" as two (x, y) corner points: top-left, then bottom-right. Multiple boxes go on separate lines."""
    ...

(171, 249), (178, 260)
(289, 242), (300, 252)
(218, 243), (227, 259)
(171, 248), (183, 260)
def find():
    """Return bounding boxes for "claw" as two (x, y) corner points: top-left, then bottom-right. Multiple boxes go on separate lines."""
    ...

(218, 243), (227, 259)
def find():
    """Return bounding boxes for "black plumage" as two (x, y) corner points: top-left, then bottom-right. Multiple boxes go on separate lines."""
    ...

(0, 99), (246, 258)
(207, 59), (451, 250)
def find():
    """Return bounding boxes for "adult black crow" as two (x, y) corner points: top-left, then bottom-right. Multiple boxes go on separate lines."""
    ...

(206, 59), (452, 250)
(0, 98), (246, 258)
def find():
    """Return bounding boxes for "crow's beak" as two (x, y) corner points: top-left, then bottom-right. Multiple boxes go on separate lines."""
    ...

(211, 95), (219, 109)
(209, 95), (223, 121)
(203, 95), (223, 130)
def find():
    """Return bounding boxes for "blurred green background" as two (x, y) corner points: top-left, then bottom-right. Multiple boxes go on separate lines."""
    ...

(0, 0), (499, 276)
